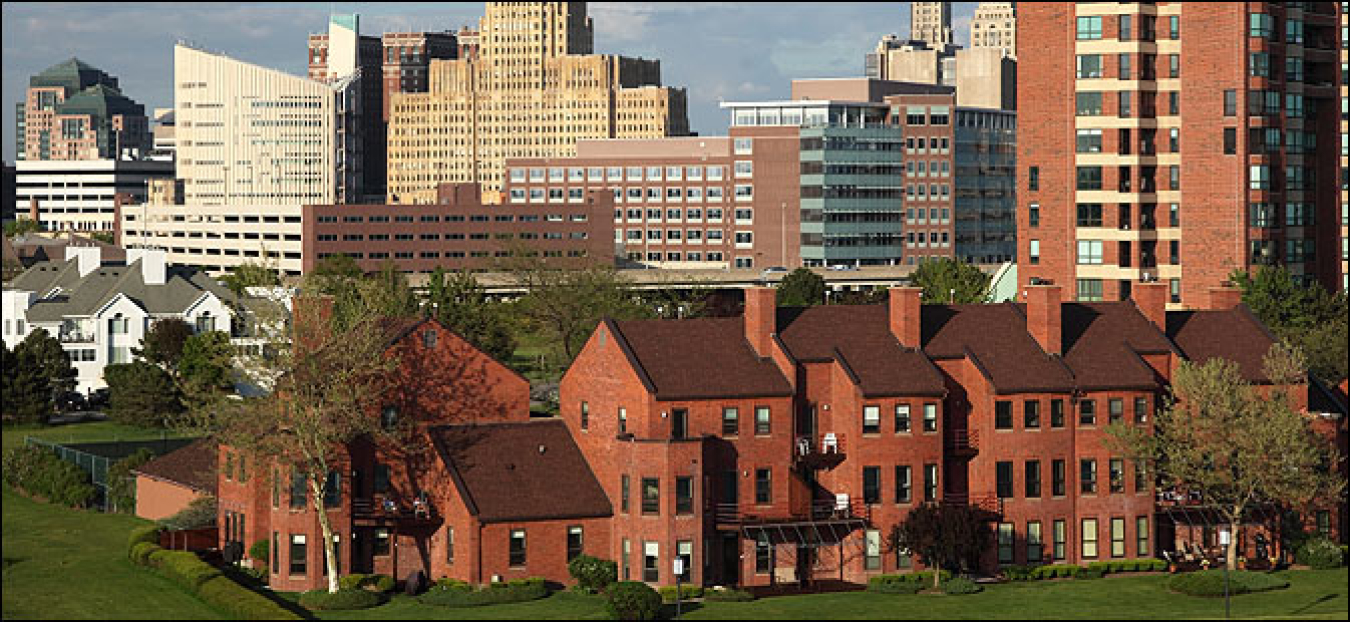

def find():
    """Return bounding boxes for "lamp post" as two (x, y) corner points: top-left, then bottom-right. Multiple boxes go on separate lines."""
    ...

(673, 556), (685, 619)
(1220, 528), (1231, 618)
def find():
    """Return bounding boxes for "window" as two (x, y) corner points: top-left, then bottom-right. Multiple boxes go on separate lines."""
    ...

(1077, 279), (1104, 302)
(642, 478), (659, 514)
(1169, 165), (1180, 191)
(1135, 461), (1148, 492)
(422, 329), (437, 348)
(1118, 54), (1132, 79)
(622, 539), (631, 580)
(1223, 89), (1237, 116)
(1081, 459), (1098, 494)
(896, 465), (912, 503)
(998, 523), (1015, 565)
(373, 528), (391, 557)
(1077, 203), (1103, 227)
(754, 533), (770, 574)
(1076, 166), (1102, 190)
(1051, 399), (1064, 428)
(1111, 518), (1126, 558)
(580, 401), (589, 430)
(381, 406), (399, 431)
(895, 405), (911, 433)
(1077, 92), (1103, 116)
(676, 477), (694, 514)
(924, 464), (938, 502)
(620, 475), (630, 512)
(995, 401), (1013, 430)
(677, 541), (693, 582)
(1077, 54), (1103, 79)
(290, 470), (306, 509)
(1052, 459), (1066, 497)
(865, 529), (882, 570)
(1109, 398), (1123, 423)
(1028, 521), (1044, 563)
(508, 529), (527, 567)
(1077, 16), (1103, 40)
(734, 137), (753, 154)
(323, 470), (341, 508)
(1119, 91), (1132, 117)
(290, 534), (306, 575)
(271, 532), (278, 573)
(1137, 516), (1150, 557)
(1133, 397), (1148, 424)
(1024, 400), (1041, 429)
(644, 541), (660, 582)
(996, 462), (1014, 499)
(923, 404), (937, 432)
(1077, 240), (1103, 265)
(1110, 459), (1125, 494)
(1030, 240), (1041, 265)
(1080, 399), (1096, 425)
(1025, 460), (1042, 498)
(863, 405), (880, 434)
(373, 463), (390, 494)
(1053, 520), (1067, 560)
(1224, 128), (1237, 154)
(755, 468), (772, 504)
(1029, 167), (1039, 191)
(1029, 203), (1040, 227)
(755, 406), (771, 435)
(567, 526), (584, 561)
(1250, 52), (1270, 77)
(864, 466), (881, 504)
(722, 407), (739, 436)
(619, 407), (627, 434)
(671, 408), (687, 440)
(1077, 129), (1103, 153)
(1168, 54), (1179, 78)
(446, 527), (455, 565)
(1082, 518), (1099, 558)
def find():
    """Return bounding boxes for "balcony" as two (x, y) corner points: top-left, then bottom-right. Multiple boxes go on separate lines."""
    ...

(945, 492), (1003, 516)
(710, 497), (871, 528)
(794, 433), (846, 470)
(351, 495), (438, 528)
(59, 332), (96, 344)
(944, 428), (979, 457)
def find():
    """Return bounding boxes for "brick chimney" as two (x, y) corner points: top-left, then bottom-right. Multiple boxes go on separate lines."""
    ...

(888, 287), (923, 348)
(1208, 286), (1243, 310)
(1024, 284), (1063, 355)
(743, 287), (777, 358)
(1132, 281), (1168, 330)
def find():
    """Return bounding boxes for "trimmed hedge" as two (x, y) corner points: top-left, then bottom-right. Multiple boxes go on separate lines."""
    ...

(703, 587), (755, 602)
(605, 581), (662, 620)
(658, 584), (704, 603)
(3, 445), (97, 508)
(1168, 570), (1290, 597)
(338, 573), (397, 593)
(248, 538), (269, 566)
(127, 526), (298, 620)
(1030, 564), (1081, 580)
(940, 577), (982, 595)
(1076, 566), (1105, 580)
(866, 570), (954, 592)
(1006, 559), (1166, 582)
(418, 577), (549, 608)
(568, 554), (618, 593)
(867, 579), (922, 594)
(299, 588), (384, 611)
(1297, 537), (1345, 570)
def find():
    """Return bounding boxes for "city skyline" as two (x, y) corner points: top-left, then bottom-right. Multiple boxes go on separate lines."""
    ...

(1, 2), (982, 162)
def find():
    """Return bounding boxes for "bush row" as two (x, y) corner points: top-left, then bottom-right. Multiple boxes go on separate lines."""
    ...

(125, 527), (298, 620)
(1003, 558), (1166, 582)
(298, 588), (384, 611)
(658, 584), (704, 603)
(418, 577), (549, 608)
(1296, 537), (1345, 570)
(940, 576), (982, 595)
(703, 587), (755, 602)
(337, 573), (396, 593)
(866, 570), (954, 592)
(1168, 570), (1290, 597)
(2, 445), (97, 508)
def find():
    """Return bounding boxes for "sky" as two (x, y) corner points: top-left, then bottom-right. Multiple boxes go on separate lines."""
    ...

(1, 2), (980, 162)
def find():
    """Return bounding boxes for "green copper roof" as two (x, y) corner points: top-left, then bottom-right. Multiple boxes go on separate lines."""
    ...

(29, 58), (119, 95)
(57, 84), (144, 118)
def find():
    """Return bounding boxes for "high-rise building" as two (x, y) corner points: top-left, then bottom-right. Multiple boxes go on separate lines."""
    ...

(972, 2), (1018, 59)
(865, 37), (1015, 111)
(16, 159), (171, 232)
(15, 58), (151, 161)
(386, 2), (689, 204)
(377, 32), (458, 121)
(911, 2), (954, 46)
(174, 42), (363, 206)
(307, 14), (390, 201)
(1018, 2), (1343, 306)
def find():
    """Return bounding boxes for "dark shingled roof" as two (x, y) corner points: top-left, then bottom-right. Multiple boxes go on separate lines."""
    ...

(1166, 306), (1277, 383)
(609, 317), (794, 401)
(132, 439), (218, 495)
(923, 303), (1075, 393)
(1062, 302), (1175, 391)
(777, 305), (946, 397)
(429, 420), (611, 523)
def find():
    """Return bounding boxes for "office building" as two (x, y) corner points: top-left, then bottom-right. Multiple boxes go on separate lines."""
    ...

(912, 2), (954, 46)
(972, 2), (1018, 59)
(1018, 2), (1343, 305)
(15, 58), (151, 161)
(386, 2), (689, 204)
(15, 159), (172, 233)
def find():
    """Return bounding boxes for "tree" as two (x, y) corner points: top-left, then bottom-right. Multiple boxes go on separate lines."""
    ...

(5, 329), (77, 424)
(136, 318), (194, 375)
(104, 361), (184, 428)
(507, 257), (650, 364)
(3, 218), (41, 238)
(309, 253), (363, 281)
(219, 262), (281, 298)
(776, 268), (826, 306)
(193, 290), (404, 594)
(1232, 266), (1348, 385)
(1107, 344), (1346, 570)
(889, 502), (994, 588)
(90, 231), (115, 245)
(424, 268), (516, 363)
(909, 258), (991, 304)
(309, 259), (419, 332)
(179, 331), (236, 396)
(106, 448), (156, 514)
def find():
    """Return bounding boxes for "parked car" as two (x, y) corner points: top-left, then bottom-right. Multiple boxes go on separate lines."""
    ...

(828, 264), (857, 271)
(55, 391), (87, 412)
(760, 266), (789, 278)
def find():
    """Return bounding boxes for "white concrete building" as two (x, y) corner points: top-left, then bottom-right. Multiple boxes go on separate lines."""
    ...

(3, 248), (235, 394)
(14, 159), (173, 232)
(120, 202), (304, 275)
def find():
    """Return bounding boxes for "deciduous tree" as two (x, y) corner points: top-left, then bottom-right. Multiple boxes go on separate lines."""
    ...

(889, 502), (993, 588)
(1232, 266), (1348, 385)
(910, 258), (991, 304)
(424, 268), (516, 363)
(136, 318), (194, 375)
(776, 268), (826, 306)
(104, 361), (184, 428)
(506, 257), (650, 364)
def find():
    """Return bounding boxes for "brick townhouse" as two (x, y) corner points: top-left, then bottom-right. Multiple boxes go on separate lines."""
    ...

(558, 281), (1344, 588)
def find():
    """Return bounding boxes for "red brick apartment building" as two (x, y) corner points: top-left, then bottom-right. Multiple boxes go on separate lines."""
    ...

(559, 282), (1344, 587)
(1018, 2), (1344, 305)
(301, 183), (614, 274)
(216, 291), (1344, 591)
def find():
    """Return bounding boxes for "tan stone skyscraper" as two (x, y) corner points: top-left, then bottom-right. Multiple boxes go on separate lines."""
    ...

(971, 2), (1017, 58)
(387, 2), (688, 203)
(910, 2), (953, 46)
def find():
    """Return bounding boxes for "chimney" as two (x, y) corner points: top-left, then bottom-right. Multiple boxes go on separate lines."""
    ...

(1024, 284), (1063, 355)
(1132, 281), (1168, 330)
(28, 198), (39, 223)
(1208, 285), (1243, 310)
(63, 246), (102, 278)
(743, 287), (777, 358)
(126, 248), (167, 285)
(888, 287), (923, 348)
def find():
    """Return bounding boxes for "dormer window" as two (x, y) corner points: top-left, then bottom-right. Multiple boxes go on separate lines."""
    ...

(381, 406), (399, 430)
(422, 328), (437, 348)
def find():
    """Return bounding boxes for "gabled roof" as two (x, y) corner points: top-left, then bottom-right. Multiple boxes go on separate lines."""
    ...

(132, 439), (218, 495)
(1061, 302), (1174, 391)
(777, 305), (946, 397)
(923, 303), (1076, 394)
(429, 420), (611, 523)
(1166, 306), (1278, 383)
(608, 317), (794, 401)
(12, 259), (237, 322)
